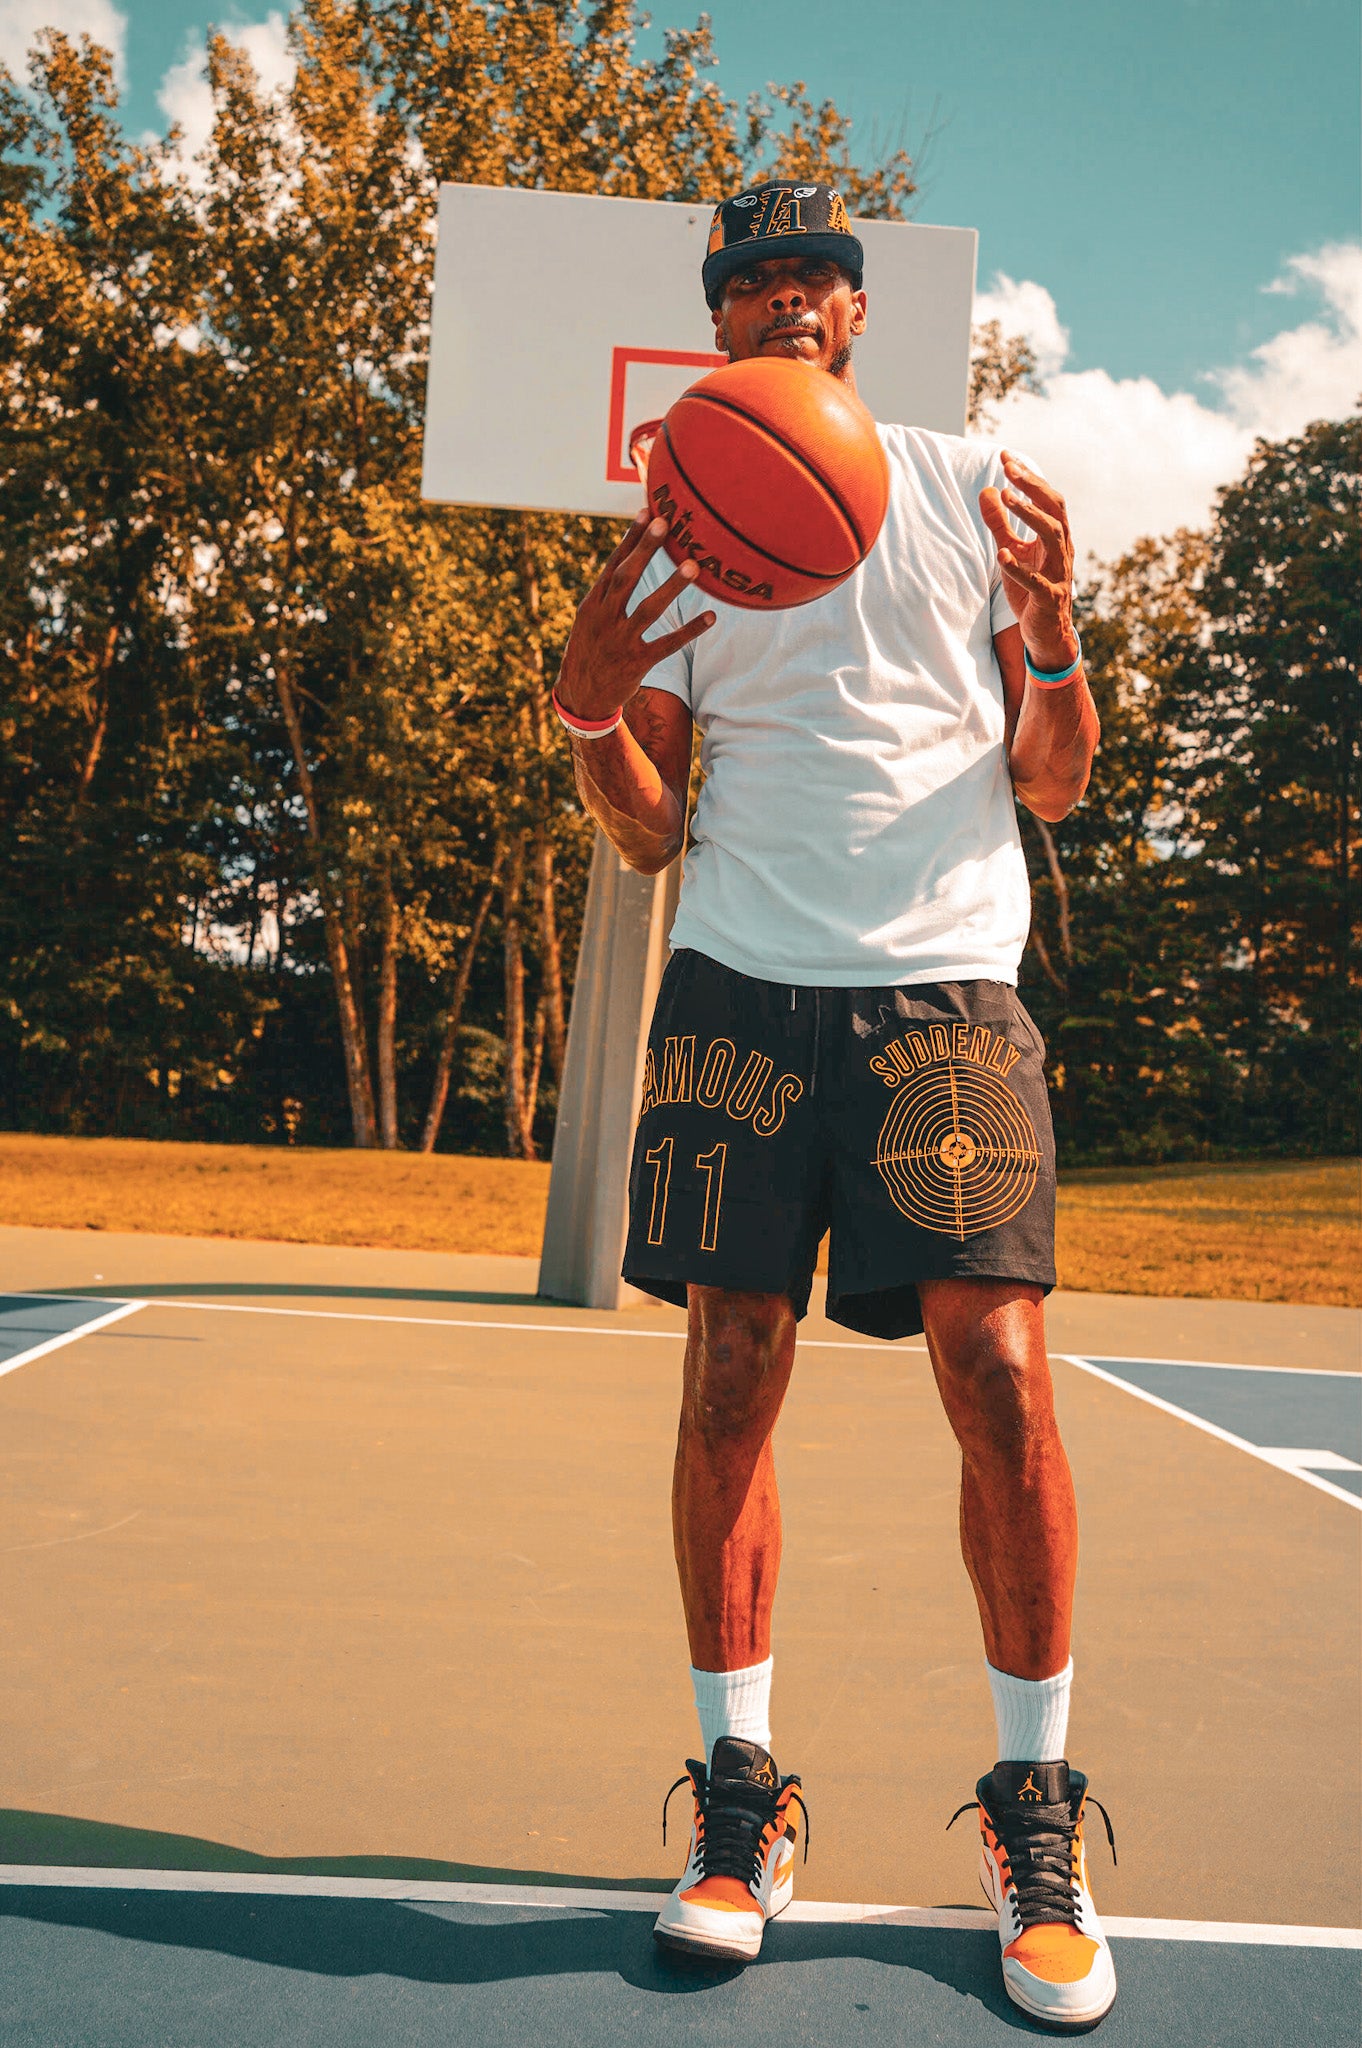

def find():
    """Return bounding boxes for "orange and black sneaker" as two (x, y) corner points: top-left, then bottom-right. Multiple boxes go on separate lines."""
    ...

(949, 1760), (1118, 2033)
(652, 1737), (808, 1964)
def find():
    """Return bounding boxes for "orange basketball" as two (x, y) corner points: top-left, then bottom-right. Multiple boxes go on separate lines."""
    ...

(644, 358), (890, 610)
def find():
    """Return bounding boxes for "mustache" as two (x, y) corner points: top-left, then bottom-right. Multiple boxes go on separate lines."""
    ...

(760, 314), (821, 342)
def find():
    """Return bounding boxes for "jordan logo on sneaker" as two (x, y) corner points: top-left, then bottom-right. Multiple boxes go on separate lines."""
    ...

(1017, 1771), (1043, 1803)
(753, 1757), (777, 1788)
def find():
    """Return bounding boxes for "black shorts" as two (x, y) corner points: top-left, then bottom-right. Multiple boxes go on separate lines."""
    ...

(623, 949), (1057, 1341)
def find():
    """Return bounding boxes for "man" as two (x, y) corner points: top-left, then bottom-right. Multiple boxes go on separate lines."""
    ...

(552, 181), (1115, 2032)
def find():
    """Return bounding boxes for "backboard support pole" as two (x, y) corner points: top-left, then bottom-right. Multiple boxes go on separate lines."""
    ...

(537, 833), (680, 1309)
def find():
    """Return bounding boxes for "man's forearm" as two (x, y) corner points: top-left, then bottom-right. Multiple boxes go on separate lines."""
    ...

(1008, 673), (1100, 823)
(570, 720), (685, 875)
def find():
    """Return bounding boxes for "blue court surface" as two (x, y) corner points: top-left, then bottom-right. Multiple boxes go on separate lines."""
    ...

(0, 1876), (1357, 2048)
(1065, 1354), (1362, 1505)
(0, 1248), (1357, 2047)
(0, 1292), (141, 1376)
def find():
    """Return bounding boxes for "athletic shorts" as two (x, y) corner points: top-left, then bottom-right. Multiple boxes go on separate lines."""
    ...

(622, 948), (1057, 1341)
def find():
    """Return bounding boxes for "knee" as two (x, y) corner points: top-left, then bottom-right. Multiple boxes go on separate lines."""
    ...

(683, 1291), (794, 1448)
(938, 1346), (1055, 1467)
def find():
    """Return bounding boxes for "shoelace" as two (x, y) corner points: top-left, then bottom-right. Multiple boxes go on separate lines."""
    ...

(663, 1771), (810, 1884)
(947, 1794), (1116, 1928)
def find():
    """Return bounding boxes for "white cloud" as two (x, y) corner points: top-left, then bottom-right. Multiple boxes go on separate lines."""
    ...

(1213, 246), (1362, 440)
(0, 0), (126, 83)
(973, 243), (1362, 564)
(156, 11), (294, 177)
(974, 272), (1070, 383)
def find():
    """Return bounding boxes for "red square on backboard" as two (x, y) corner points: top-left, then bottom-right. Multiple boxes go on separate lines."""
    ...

(605, 347), (727, 484)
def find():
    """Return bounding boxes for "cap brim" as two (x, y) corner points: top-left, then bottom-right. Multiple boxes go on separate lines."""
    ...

(703, 232), (865, 308)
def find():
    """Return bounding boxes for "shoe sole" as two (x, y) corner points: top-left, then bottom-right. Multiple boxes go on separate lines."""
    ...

(980, 1868), (1117, 2033)
(652, 1874), (793, 1966)
(1001, 1981), (1118, 2035)
(651, 1925), (761, 1965)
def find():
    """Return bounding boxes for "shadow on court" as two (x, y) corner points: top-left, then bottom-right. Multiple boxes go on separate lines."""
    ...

(1, 1886), (1354, 2047)
(40, 1281), (547, 1307)
(0, 1808), (668, 1893)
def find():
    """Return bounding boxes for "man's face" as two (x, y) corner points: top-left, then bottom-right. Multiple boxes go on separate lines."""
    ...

(712, 255), (868, 382)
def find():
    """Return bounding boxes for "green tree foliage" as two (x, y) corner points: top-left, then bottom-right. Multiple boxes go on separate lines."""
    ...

(3, 6), (1348, 1163)
(1020, 413), (1361, 1159)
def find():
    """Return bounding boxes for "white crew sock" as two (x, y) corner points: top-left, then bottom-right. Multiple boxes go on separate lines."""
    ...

(690, 1657), (773, 1764)
(986, 1657), (1073, 1763)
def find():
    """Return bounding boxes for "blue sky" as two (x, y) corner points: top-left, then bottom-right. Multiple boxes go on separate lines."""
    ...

(8, 0), (1359, 558)
(699, 0), (1360, 397)
(33, 0), (1358, 395)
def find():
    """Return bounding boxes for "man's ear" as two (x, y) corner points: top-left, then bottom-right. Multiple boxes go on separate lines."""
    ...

(850, 288), (868, 338)
(711, 302), (730, 356)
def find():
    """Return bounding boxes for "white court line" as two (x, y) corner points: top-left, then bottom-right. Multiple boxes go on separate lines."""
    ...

(0, 1866), (1355, 1945)
(1060, 1355), (1362, 1511)
(0, 1300), (146, 1382)
(18, 1294), (926, 1354)
(1080, 1353), (1360, 1379)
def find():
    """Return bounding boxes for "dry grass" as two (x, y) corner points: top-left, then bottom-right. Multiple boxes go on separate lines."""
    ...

(0, 1134), (551, 1258)
(1055, 1157), (1359, 1308)
(0, 1135), (1356, 1306)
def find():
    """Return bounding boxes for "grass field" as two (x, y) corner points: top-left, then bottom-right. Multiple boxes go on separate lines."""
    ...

(0, 1134), (1356, 1307)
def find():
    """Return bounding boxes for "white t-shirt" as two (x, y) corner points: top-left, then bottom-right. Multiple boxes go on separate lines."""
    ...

(632, 425), (1032, 987)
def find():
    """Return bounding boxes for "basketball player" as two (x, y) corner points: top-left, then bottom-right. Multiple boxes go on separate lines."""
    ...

(552, 181), (1114, 2032)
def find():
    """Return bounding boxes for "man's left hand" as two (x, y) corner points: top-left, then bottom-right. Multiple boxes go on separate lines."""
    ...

(979, 453), (1079, 672)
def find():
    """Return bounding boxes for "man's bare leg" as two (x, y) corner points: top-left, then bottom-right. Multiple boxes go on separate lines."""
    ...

(921, 1279), (1118, 2030)
(672, 1285), (797, 1671)
(654, 1284), (805, 1963)
(918, 1276), (1076, 1678)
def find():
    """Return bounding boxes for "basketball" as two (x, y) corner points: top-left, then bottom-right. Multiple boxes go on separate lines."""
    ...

(644, 358), (890, 610)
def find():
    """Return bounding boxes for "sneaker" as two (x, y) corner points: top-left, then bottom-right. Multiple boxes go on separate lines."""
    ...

(949, 1760), (1118, 2033)
(652, 1737), (808, 1963)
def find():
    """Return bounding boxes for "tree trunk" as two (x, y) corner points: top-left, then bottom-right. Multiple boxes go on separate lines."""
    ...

(420, 867), (498, 1154)
(518, 517), (567, 1082)
(377, 853), (400, 1150)
(524, 993), (546, 1143)
(273, 661), (377, 1147)
(1031, 815), (1073, 966)
(1028, 922), (1067, 994)
(75, 623), (119, 803)
(532, 823), (566, 1084)
(502, 832), (534, 1160)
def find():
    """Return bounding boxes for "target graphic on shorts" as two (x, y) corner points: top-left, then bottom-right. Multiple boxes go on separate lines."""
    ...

(874, 1061), (1040, 1240)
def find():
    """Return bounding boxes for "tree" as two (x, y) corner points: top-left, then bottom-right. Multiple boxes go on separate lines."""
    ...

(1017, 413), (1360, 1160)
(0, 2), (1069, 1156)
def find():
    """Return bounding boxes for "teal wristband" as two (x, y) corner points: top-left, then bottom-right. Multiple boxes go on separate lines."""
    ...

(1024, 634), (1083, 687)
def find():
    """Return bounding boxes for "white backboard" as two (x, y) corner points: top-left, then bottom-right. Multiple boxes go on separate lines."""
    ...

(421, 185), (977, 516)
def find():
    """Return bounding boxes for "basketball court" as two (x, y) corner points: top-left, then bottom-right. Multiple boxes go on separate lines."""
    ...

(1, 1223), (1357, 2045)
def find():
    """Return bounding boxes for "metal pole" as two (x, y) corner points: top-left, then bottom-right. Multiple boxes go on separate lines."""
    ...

(537, 833), (681, 1308)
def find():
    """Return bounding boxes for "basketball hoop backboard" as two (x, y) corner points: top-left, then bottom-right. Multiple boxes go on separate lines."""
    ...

(421, 185), (977, 516)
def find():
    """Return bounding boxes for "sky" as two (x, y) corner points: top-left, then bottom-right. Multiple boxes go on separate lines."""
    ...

(4, 0), (1359, 562)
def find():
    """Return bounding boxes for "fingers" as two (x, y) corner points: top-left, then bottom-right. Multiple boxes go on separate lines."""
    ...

(995, 553), (1064, 601)
(1001, 488), (1064, 541)
(1000, 450), (1066, 519)
(631, 557), (702, 630)
(978, 485), (1012, 541)
(599, 507), (653, 579)
(647, 611), (717, 662)
(611, 516), (673, 595)
(980, 486), (1041, 568)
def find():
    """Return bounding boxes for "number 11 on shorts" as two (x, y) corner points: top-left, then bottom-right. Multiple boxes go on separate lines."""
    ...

(643, 1138), (728, 1251)
(695, 1142), (726, 1251)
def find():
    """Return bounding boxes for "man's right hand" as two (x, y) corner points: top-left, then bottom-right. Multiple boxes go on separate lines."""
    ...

(555, 514), (716, 722)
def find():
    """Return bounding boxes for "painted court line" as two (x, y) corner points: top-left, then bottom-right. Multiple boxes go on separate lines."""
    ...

(1060, 1354), (1362, 1511)
(17, 1294), (927, 1354)
(0, 1300), (146, 1383)
(1080, 1353), (1360, 1379)
(0, 1866), (1355, 1947)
